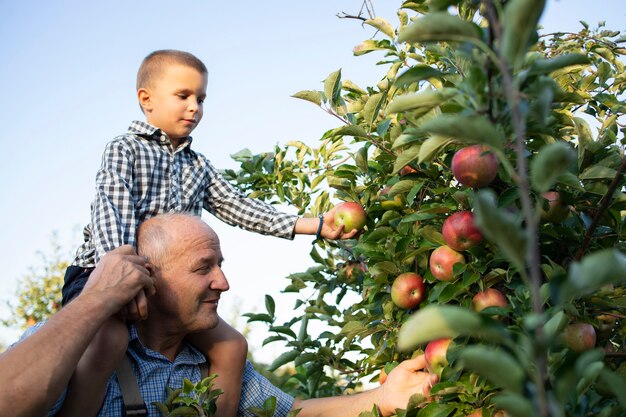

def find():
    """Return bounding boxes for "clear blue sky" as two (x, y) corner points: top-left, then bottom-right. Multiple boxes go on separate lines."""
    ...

(0, 1), (624, 357)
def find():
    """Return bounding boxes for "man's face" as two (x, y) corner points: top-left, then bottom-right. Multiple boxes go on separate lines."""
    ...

(140, 63), (208, 142)
(151, 220), (229, 333)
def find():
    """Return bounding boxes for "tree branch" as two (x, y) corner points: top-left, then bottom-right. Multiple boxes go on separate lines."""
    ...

(575, 156), (626, 260)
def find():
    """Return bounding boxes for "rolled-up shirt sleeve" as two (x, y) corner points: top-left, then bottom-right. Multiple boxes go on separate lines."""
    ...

(239, 361), (295, 417)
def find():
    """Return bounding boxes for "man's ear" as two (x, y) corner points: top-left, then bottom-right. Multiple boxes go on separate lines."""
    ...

(137, 88), (152, 113)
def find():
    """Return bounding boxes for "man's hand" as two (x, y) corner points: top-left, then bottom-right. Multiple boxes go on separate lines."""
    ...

(83, 245), (155, 316)
(378, 355), (439, 416)
(320, 206), (362, 240)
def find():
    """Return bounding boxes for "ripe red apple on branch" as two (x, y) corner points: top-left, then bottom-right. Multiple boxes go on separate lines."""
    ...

(442, 211), (483, 251)
(429, 245), (466, 281)
(391, 272), (426, 309)
(333, 201), (367, 231)
(540, 191), (570, 223)
(562, 322), (596, 352)
(472, 288), (508, 312)
(451, 144), (499, 188)
(425, 338), (452, 377)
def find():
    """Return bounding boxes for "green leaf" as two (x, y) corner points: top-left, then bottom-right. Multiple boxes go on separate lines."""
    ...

(332, 125), (369, 138)
(268, 350), (300, 372)
(560, 249), (626, 301)
(528, 53), (590, 75)
(458, 345), (525, 392)
(265, 295), (275, 317)
(362, 93), (386, 128)
(492, 393), (535, 417)
(530, 142), (575, 192)
(353, 39), (390, 56)
(397, 12), (480, 43)
(500, 0), (546, 67)
(579, 165), (618, 179)
(418, 135), (453, 163)
(389, 180), (416, 196)
(473, 189), (527, 270)
(365, 17), (396, 39)
(291, 90), (322, 106)
(395, 65), (446, 87)
(355, 146), (369, 173)
(419, 114), (504, 151)
(599, 368), (626, 409)
(397, 305), (508, 350)
(386, 88), (458, 114)
(324, 69), (342, 107)
(393, 144), (421, 173)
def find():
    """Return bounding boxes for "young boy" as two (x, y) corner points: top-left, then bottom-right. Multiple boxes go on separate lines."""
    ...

(59, 50), (360, 417)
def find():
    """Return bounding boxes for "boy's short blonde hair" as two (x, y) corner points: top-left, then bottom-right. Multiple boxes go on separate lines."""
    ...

(136, 49), (208, 90)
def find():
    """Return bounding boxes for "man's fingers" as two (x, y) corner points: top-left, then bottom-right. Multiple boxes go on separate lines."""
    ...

(109, 245), (137, 255)
(398, 354), (427, 372)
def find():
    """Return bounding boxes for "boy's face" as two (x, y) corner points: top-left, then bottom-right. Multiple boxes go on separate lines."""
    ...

(138, 63), (208, 143)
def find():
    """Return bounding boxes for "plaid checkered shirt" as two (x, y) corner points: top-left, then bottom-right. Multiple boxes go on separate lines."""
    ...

(16, 323), (294, 417)
(73, 120), (298, 267)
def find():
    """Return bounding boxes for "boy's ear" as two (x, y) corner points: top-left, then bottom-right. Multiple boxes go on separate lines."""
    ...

(137, 88), (152, 112)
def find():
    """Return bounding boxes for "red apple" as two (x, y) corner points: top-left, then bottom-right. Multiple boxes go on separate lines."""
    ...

(400, 165), (417, 176)
(540, 191), (569, 223)
(472, 288), (508, 312)
(429, 245), (466, 281)
(442, 211), (483, 251)
(563, 322), (596, 352)
(451, 145), (499, 188)
(425, 338), (452, 376)
(391, 272), (426, 309)
(333, 202), (366, 231)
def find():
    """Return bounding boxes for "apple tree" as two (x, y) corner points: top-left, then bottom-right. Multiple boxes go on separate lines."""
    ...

(226, 1), (626, 416)
(2, 235), (66, 330)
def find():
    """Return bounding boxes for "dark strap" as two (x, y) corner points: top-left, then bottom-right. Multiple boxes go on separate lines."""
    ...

(116, 354), (148, 417)
(199, 361), (209, 379)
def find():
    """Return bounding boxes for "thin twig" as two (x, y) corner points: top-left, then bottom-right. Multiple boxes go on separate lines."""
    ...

(575, 156), (626, 260)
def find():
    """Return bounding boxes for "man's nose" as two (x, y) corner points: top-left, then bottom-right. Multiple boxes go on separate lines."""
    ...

(210, 269), (229, 292)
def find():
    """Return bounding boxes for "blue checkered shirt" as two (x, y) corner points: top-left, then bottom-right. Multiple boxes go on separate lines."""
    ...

(73, 120), (298, 267)
(17, 323), (294, 417)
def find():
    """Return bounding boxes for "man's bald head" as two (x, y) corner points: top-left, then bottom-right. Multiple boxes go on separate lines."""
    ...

(137, 213), (218, 270)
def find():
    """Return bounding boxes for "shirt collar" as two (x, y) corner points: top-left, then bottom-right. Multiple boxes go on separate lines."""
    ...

(128, 120), (194, 149)
(127, 324), (206, 366)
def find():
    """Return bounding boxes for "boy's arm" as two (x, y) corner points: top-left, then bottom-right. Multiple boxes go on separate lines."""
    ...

(91, 139), (138, 263)
(203, 161), (362, 240)
(203, 161), (298, 239)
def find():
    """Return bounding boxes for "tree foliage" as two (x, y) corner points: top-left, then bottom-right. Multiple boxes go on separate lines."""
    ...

(226, 1), (626, 416)
(2, 234), (66, 330)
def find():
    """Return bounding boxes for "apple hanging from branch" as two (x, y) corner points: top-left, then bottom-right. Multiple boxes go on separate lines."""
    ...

(442, 211), (483, 251)
(451, 144), (499, 188)
(391, 272), (426, 309)
(429, 245), (466, 281)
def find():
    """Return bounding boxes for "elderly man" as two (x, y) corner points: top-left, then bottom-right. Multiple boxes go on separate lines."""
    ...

(13, 213), (437, 417)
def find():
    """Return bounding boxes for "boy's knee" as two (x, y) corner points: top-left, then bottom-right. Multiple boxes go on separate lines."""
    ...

(90, 321), (129, 359)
